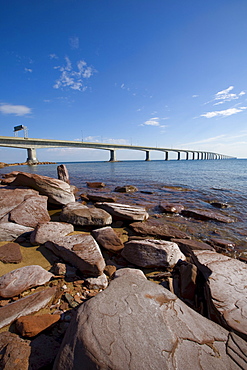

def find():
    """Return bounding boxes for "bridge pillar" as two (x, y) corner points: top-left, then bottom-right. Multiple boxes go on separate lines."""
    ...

(145, 151), (150, 161)
(177, 151), (181, 160)
(186, 152), (189, 160)
(192, 152), (195, 160)
(109, 149), (116, 162)
(165, 151), (169, 160)
(27, 148), (38, 165)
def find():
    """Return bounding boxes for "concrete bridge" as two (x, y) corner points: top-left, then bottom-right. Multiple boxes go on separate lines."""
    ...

(0, 136), (235, 164)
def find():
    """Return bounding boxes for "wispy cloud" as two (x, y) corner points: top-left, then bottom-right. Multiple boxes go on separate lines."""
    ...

(0, 103), (32, 116)
(53, 56), (96, 91)
(200, 107), (247, 118)
(205, 86), (246, 106)
(140, 117), (168, 127)
(49, 54), (58, 59)
(69, 36), (79, 49)
(24, 68), (32, 73)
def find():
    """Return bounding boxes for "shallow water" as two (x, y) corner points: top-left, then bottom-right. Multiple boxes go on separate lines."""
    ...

(1, 158), (247, 254)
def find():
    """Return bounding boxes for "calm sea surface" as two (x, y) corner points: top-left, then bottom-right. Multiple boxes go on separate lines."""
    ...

(1, 158), (247, 255)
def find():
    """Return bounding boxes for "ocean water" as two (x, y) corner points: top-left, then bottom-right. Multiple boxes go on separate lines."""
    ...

(1, 158), (247, 254)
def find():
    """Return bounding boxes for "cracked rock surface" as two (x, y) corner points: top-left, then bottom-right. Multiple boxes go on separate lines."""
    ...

(54, 268), (246, 370)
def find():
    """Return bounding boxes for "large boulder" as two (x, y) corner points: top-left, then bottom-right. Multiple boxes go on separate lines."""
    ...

(60, 202), (112, 227)
(0, 188), (39, 221)
(0, 265), (53, 298)
(92, 226), (124, 252)
(0, 222), (34, 242)
(191, 250), (247, 340)
(45, 234), (105, 276)
(53, 268), (247, 370)
(95, 202), (149, 222)
(11, 172), (75, 205)
(9, 194), (50, 228)
(129, 220), (190, 240)
(30, 221), (74, 245)
(0, 242), (22, 263)
(0, 332), (31, 370)
(122, 239), (186, 268)
(0, 287), (56, 329)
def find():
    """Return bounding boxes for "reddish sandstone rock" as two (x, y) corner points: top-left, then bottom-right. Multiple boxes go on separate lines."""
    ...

(96, 202), (149, 222)
(57, 164), (70, 184)
(159, 202), (184, 214)
(181, 208), (235, 223)
(0, 332), (31, 370)
(11, 172), (75, 205)
(0, 222), (34, 242)
(87, 193), (116, 203)
(86, 182), (105, 188)
(92, 226), (124, 252)
(129, 220), (190, 240)
(0, 242), (22, 263)
(15, 313), (60, 337)
(30, 221), (74, 245)
(114, 185), (138, 193)
(172, 238), (214, 257)
(9, 195), (50, 228)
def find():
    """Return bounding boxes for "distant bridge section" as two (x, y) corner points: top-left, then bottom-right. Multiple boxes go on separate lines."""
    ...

(0, 136), (236, 164)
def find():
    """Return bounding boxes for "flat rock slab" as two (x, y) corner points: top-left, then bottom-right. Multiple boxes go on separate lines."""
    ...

(16, 313), (60, 337)
(0, 222), (34, 242)
(87, 193), (116, 203)
(30, 221), (74, 245)
(181, 209), (235, 223)
(45, 234), (105, 276)
(96, 202), (149, 221)
(172, 238), (215, 257)
(0, 242), (22, 263)
(92, 226), (124, 252)
(60, 202), (112, 226)
(0, 287), (56, 329)
(0, 265), (53, 298)
(130, 220), (190, 240)
(159, 202), (184, 214)
(9, 194), (50, 228)
(54, 268), (246, 370)
(191, 250), (247, 340)
(87, 182), (105, 188)
(122, 239), (186, 268)
(0, 188), (39, 220)
(0, 332), (31, 370)
(114, 185), (138, 193)
(11, 172), (75, 205)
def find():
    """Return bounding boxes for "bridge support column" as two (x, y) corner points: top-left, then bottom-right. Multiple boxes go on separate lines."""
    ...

(165, 151), (169, 160)
(186, 152), (189, 160)
(109, 149), (116, 162)
(177, 151), (181, 160)
(145, 151), (150, 161)
(27, 148), (38, 165)
(192, 152), (195, 160)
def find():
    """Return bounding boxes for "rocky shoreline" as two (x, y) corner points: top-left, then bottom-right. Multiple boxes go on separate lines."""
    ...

(0, 166), (246, 369)
(0, 161), (56, 168)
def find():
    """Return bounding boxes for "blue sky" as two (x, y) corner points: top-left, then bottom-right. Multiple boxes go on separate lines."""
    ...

(1, 0), (247, 162)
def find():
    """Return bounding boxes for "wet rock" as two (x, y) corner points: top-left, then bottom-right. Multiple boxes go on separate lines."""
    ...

(0, 287), (56, 329)
(210, 201), (230, 209)
(122, 239), (186, 268)
(45, 234), (105, 276)
(57, 164), (70, 184)
(15, 313), (60, 337)
(0, 332), (31, 370)
(52, 262), (77, 277)
(92, 226), (124, 252)
(0, 242), (22, 263)
(181, 208), (234, 223)
(0, 188), (39, 221)
(87, 192), (116, 203)
(0, 222), (34, 242)
(208, 237), (235, 252)
(130, 219), (190, 240)
(114, 185), (138, 193)
(159, 202), (184, 214)
(84, 273), (108, 290)
(29, 333), (61, 370)
(191, 250), (247, 340)
(9, 194), (50, 228)
(0, 265), (53, 298)
(60, 202), (112, 226)
(86, 182), (105, 188)
(53, 268), (246, 370)
(172, 238), (214, 257)
(30, 221), (74, 245)
(96, 202), (149, 221)
(178, 261), (197, 301)
(11, 172), (75, 205)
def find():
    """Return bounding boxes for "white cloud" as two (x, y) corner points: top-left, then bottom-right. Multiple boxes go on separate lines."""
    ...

(69, 36), (79, 49)
(141, 117), (167, 127)
(205, 86), (245, 106)
(192, 95), (199, 98)
(24, 68), (32, 73)
(53, 56), (95, 91)
(49, 54), (58, 59)
(201, 107), (247, 118)
(0, 103), (32, 116)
